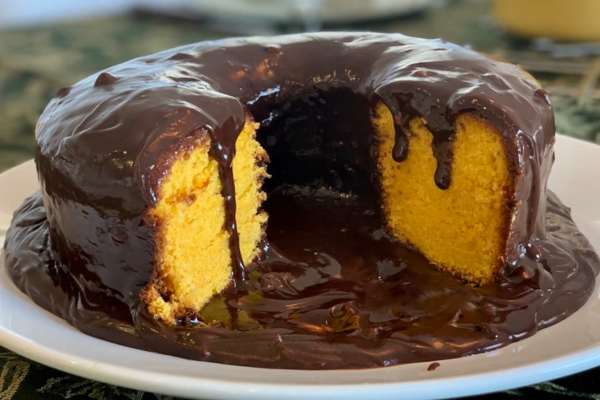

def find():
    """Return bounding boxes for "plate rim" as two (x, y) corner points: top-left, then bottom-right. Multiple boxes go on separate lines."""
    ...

(1, 134), (600, 400)
(2, 294), (600, 400)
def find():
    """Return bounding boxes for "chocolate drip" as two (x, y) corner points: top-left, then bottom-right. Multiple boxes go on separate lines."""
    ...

(428, 362), (441, 371)
(208, 120), (247, 283)
(430, 129), (455, 190)
(391, 124), (409, 162)
(381, 92), (458, 190)
(390, 114), (456, 189)
(518, 132), (543, 240)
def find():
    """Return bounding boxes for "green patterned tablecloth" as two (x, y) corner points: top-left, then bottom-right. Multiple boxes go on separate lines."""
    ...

(1, 0), (599, 399)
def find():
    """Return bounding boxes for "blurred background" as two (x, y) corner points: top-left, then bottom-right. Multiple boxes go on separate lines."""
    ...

(1, 0), (600, 172)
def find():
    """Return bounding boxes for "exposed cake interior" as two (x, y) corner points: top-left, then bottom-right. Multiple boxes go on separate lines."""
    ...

(145, 89), (514, 324)
(144, 122), (268, 324)
(374, 103), (513, 284)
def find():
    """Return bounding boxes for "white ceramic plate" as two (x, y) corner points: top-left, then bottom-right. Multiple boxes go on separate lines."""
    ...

(1, 134), (600, 400)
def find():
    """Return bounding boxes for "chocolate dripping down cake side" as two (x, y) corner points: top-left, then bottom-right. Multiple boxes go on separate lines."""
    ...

(4, 32), (600, 369)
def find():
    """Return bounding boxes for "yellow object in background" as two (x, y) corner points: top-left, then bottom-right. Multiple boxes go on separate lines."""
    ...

(494, 0), (600, 42)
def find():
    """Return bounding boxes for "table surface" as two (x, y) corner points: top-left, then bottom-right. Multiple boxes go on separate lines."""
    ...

(1, 0), (600, 399)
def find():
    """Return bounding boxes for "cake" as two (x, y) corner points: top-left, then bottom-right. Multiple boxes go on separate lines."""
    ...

(32, 32), (552, 324)
(4, 32), (599, 369)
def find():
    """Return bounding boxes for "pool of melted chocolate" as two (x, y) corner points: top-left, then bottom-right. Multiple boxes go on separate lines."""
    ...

(5, 186), (599, 369)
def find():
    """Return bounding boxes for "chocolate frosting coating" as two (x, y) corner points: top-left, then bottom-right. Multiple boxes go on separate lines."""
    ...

(4, 189), (599, 369)
(4, 32), (596, 369)
(35, 32), (554, 281)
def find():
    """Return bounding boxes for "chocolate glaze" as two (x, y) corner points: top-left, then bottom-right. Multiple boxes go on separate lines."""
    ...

(33, 33), (554, 282)
(428, 363), (441, 371)
(4, 189), (599, 369)
(3, 32), (597, 369)
(208, 122), (247, 283)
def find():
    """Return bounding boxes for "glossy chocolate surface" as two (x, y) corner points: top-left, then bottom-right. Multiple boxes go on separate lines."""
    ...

(4, 32), (597, 369)
(34, 32), (555, 283)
